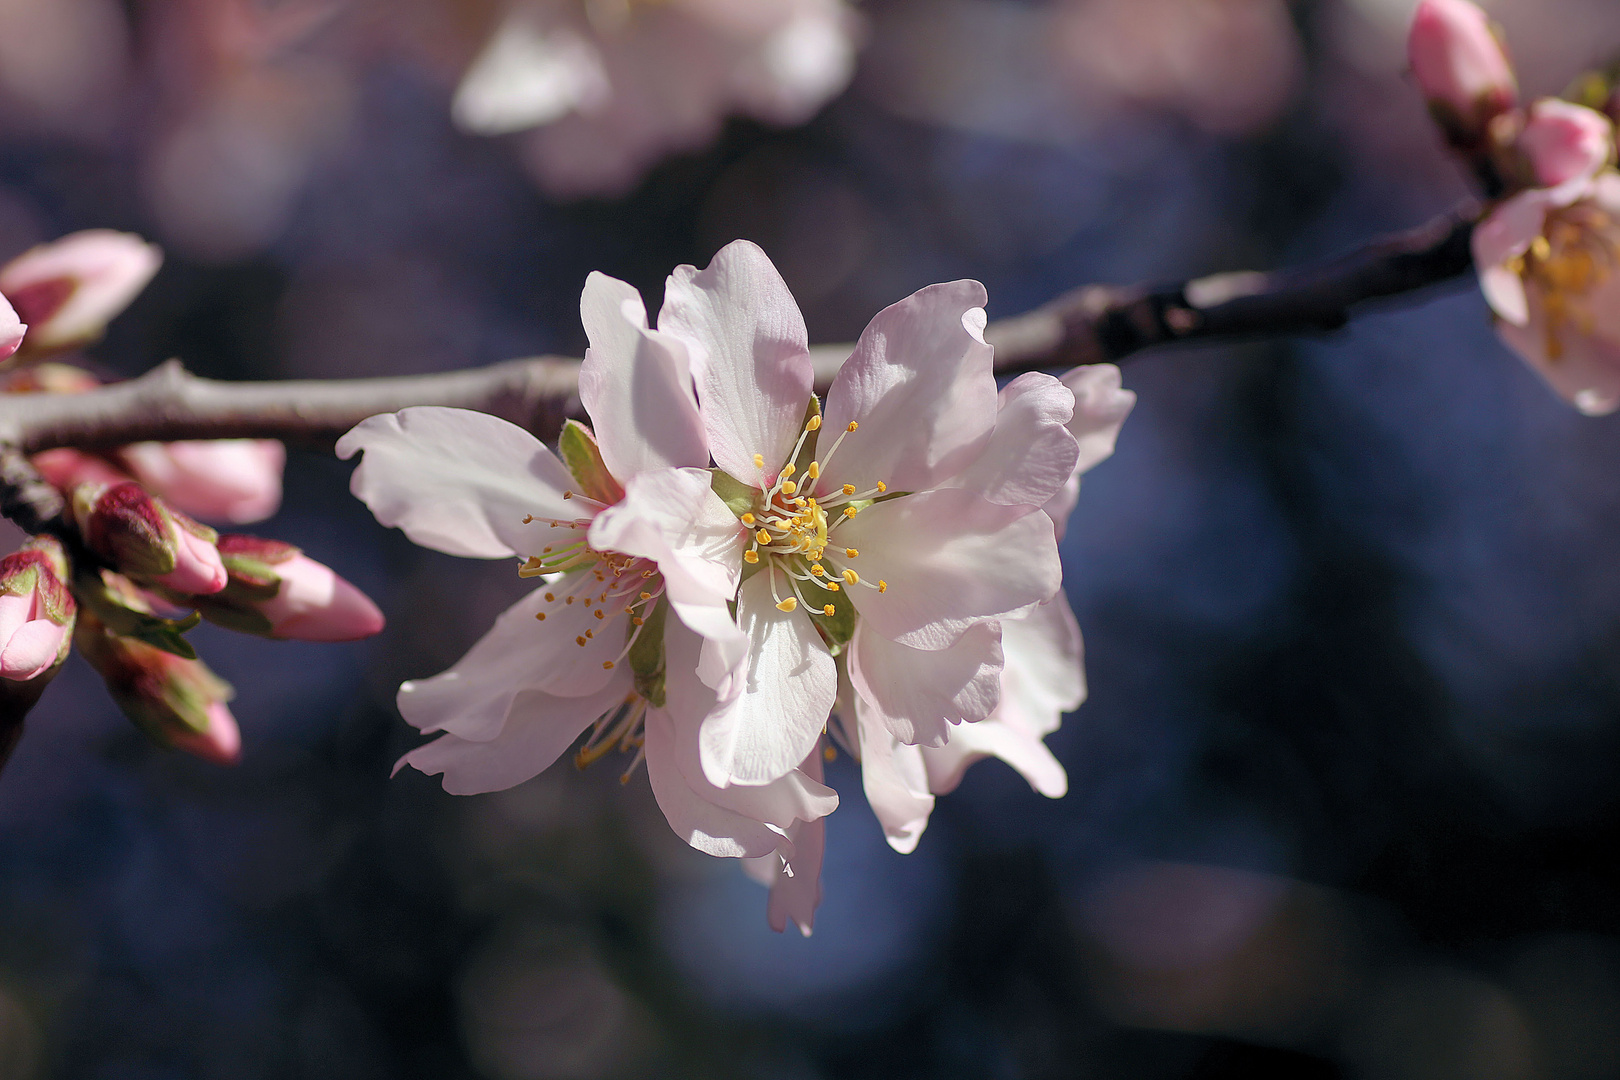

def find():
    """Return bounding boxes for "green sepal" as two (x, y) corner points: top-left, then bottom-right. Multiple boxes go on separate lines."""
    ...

(558, 420), (623, 505)
(127, 612), (203, 662)
(710, 469), (760, 519)
(806, 589), (856, 657)
(628, 596), (668, 708)
(74, 568), (202, 660)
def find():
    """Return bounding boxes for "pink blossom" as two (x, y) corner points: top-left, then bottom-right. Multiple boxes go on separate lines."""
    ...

(0, 291), (23, 361)
(167, 702), (242, 766)
(1516, 98), (1615, 188)
(1407, 0), (1516, 146)
(0, 541), (75, 682)
(0, 230), (161, 354)
(71, 480), (229, 595)
(1473, 170), (1620, 414)
(258, 553), (383, 641)
(119, 439), (286, 525)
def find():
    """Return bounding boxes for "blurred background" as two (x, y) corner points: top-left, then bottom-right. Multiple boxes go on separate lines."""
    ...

(5, 0), (1620, 1076)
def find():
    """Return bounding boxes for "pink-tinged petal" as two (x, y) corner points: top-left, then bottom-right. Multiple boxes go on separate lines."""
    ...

(156, 528), (227, 595)
(0, 592), (31, 651)
(169, 703), (242, 767)
(855, 703), (935, 854)
(921, 716), (1068, 799)
(835, 488), (1062, 650)
(645, 708), (788, 859)
(659, 240), (812, 486)
(751, 745), (828, 936)
(0, 230), (162, 351)
(587, 467), (748, 684)
(945, 372), (1079, 511)
(821, 281), (997, 493)
(0, 293), (23, 360)
(1407, 0), (1516, 131)
(848, 620), (1002, 747)
(1063, 364), (1137, 475)
(260, 554), (385, 642)
(0, 617), (66, 681)
(998, 594), (1086, 739)
(120, 440), (285, 525)
(1518, 99), (1614, 188)
(398, 673), (632, 795)
(397, 585), (623, 742)
(662, 616), (838, 829)
(698, 568), (836, 787)
(337, 407), (580, 560)
(1497, 308), (1620, 417)
(579, 272), (710, 477)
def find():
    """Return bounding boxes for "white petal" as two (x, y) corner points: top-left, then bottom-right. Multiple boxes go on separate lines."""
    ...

(579, 271), (710, 478)
(397, 673), (632, 795)
(835, 489), (1062, 650)
(848, 620), (1002, 747)
(920, 717), (1068, 799)
(645, 708), (787, 859)
(821, 281), (997, 494)
(999, 593), (1086, 737)
(698, 568), (836, 786)
(337, 407), (580, 559)
(757, 746), (828, 936)
(944, 372), (1078, 510)
(1062, 364), (1137, 475)
(396, 585), (625, 742)
(855, 702), (935, 854)
(659, 240), (813, 486)
(451, 14), (609, 135)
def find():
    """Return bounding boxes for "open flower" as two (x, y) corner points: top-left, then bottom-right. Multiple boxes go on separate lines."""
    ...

(453, 0), (860, 197)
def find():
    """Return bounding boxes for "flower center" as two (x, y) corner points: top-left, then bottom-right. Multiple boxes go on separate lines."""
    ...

(741, 412), (890, 616)
(519, 507), (663, 670)
(1514, 202), (1619, 362)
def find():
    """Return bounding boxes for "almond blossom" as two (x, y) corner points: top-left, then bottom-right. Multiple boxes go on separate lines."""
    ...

(453, 0), (860, 198)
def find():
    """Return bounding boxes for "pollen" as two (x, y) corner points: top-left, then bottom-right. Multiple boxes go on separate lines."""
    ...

(566, 596), (575, 605)
(603, 661), (615, 670)
(842, 569), (859, 585)
(594, 609), (606, 620)
(810, 564), (825, 576)
(823, 604), (836, 616)
(781, 481), (797, 495)
(843, 506), (858, 518)
(842, 484), (856, 496)
(876, 481), (887, 493)
(845, 548), (858, 558)
(741, 513), (756, 526)
(781, 463), (796, 478)
(807, 462), (820, 479)
(826, 582), (841, 592)
(807, 416), (822, 431)
(744, 550), (759, 564)
(756, 528), (772, 545)
(563, 491), (573, 500)
(753, 453), (765, 468)
(576, 636), (587, 647)
(522, 514), (534, 524)
(639, 592), (652, 601)
(846, 421), (858, 432)
(535, 612), (547, 621)
(633, 617), (644, 626)
(878, 580), (888, 593)
(776, 597), (799, 613)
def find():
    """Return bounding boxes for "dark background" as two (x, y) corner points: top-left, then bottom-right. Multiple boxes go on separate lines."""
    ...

(5, 0), (1620, 1076)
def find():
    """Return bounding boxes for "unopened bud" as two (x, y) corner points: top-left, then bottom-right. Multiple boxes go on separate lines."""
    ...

(0, 230), (161, 357)
(72, 481), (228, 595)
(0, 292), (22, 362)
(1408, 0), (1517, 148)
(74, 613), (240, 765)
(1514, 98), (1614, 188)
(118, 440), (285, 525)
(0, 537), (75, 682)
(193, 535), (385, 642)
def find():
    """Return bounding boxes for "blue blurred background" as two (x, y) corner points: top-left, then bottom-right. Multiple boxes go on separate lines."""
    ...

(6, 0), (1620, 1076)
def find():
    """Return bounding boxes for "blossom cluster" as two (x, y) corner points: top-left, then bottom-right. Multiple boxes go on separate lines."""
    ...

(0, 231), (384, 764)
(340, 241), (1133, 932)
(1409, 0), (1620, 414)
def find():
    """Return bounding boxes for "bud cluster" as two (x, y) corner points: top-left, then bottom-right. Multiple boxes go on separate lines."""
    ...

(0, 230), (386, 769)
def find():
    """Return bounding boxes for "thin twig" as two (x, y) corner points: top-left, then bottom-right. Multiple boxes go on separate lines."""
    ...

(0, 204), (1480, 534)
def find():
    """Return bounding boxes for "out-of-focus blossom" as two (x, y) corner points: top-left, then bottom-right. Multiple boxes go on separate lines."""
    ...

(1475, 169), (1620, 415)
(74, 612), (241, 765)
(453, 0), (860, 198)
(1407, 0), (1517, 148)
(0, 292), (22, 361)
(339, 274), (832, 879)
(118, 440), (286, 525)
(1511, 98), (1615, 188)
(0, 230), (161, 358)
(0, 537), (75, 682)
(188, 534), (384, 642)
(70, 480), (228, 595)
(0, 0), (131, 139)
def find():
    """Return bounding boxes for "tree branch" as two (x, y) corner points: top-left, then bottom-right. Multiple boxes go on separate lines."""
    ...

(0, 204), (1479, 531)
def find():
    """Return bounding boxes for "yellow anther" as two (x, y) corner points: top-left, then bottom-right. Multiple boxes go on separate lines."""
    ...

(876, 481), (887, 493)
(878, 580), (888, 593)
(753, 453), (765, 468)
(808, 416), (822, 431)
(807, 462), (820, 479)
(576, 636), (587, 647)
(643, 569), (655, 577)
(781, 463), (796, 478)
(842, 484), (856, 496)
(756, 528), (772, 545)
(826, 582), (841, 592)
(602, 661), (615, 670)
(810, 564), (825, 576)
(781, 481), (797, 496)
(522, 514), (535, 524)
(633, 617), (644, 626)
(744, 551), (759, 564)
(741, 513), (756, 526)
(585, 630), (594, 638)
(795, 498), (808, 508)
(639, 591), (652, 601)
(843, 506), (858, 518)
(776, 597), (799, 613)
(535, 612), (547, 621)
(845, 548), (858, 558)
(624, 606), (635, 615)
(563, 491), (573, 500)
(566, 596), (575, 605)
(595, 609), (606, 620)
(823, 604), (836, 616)
(846, 421), (858, 432)
(842, 569), (859, 585)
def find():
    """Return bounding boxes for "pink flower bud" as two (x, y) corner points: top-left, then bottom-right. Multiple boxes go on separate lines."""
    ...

(71, 481), (228, 595)
(198, 536), (384, 642)
(0, 291), (23, 361)
(1408, 0), (1517, 146)
(0, 538), (75, 682)
(118, 440), (286, 525)
(167, 703), (242, 766)
(1517, 98), (1615, 187)
(0, 230), (161, 355)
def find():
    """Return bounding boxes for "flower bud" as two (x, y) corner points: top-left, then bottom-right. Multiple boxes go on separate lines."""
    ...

(0, 230), (161, 356)
(74, 613), (240, 765)
(1513, 98), (1615, 188)
(0, 537), (75, 682)
(118, 440), (285, 525)
(191, 535), (385, 642)
(71, 481), (228, 595)
(1408, 0), (1517, 148)
(0, 291), (23, 361)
